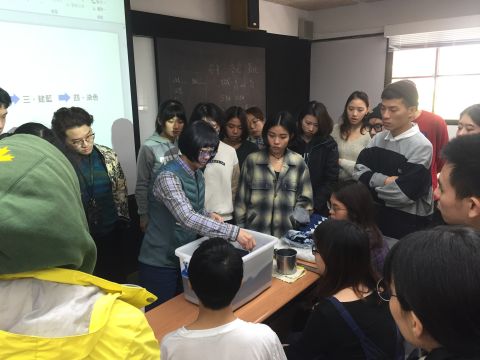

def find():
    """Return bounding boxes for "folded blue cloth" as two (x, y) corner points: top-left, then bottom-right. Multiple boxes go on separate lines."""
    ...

(283, 214), (327, 249)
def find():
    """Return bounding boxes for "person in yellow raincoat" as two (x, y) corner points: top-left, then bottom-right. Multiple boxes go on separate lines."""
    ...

(0, 134), (160, 359)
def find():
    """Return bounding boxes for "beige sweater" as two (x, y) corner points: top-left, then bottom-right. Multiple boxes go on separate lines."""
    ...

(332, 124), (370, 181)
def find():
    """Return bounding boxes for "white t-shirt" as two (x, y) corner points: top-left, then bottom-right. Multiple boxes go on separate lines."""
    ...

(160, 318), (287, 360)
(204, 141), (239, 220)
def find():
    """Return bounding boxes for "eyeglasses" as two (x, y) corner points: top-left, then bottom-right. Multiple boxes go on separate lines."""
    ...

(326, 201), (347, 213)
(311, 244), (320, 256)
(366, 124), (383, 133)
(198, 147), (217, 159)
(249, 117), (263, 126)
(376, 278), (397, 302)
(70, 133), (95, 147)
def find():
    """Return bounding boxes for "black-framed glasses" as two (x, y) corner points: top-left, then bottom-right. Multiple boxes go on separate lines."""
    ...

(366, 124), (383, 133)
(376, 278), (397, 302)
(311, 244), (320, 256)
(70, 133), (95, 147)
(198, 147), (217, 159)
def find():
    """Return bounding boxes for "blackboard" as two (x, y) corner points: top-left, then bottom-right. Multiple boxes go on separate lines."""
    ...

(155, 38), (266, 115)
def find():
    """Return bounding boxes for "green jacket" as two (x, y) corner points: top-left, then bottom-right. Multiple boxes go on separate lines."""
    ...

(139, 159), (205, 268)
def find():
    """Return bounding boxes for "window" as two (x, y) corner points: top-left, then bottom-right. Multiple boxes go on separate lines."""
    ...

(390, 43), (480, 120)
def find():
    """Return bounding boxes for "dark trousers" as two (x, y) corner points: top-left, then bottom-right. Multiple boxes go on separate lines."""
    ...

(138, 262), (183, 311)
(92, 224), (126, 283)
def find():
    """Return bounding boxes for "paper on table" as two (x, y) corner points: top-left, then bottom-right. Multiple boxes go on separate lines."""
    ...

(272, 265), (306, 283)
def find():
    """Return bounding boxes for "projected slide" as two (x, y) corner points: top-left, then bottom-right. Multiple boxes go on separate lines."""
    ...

(0, 0), (133, 149)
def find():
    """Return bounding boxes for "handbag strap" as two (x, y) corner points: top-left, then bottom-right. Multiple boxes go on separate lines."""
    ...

(327, 296), (388, 360)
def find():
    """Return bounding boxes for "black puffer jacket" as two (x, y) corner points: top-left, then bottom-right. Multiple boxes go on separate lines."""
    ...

(289, 135), (339, 215)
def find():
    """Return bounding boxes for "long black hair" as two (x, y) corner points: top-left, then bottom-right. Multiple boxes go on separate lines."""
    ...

(339, 91), (369, 140)
(221, 106), (249, 142)
(314, 219), (377, 298)
(297, 101), (333, 138)
(262, 111), (296, 148)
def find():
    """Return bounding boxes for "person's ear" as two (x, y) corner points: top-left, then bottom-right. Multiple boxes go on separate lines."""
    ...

(467, 196), (480, 220)
(407, 106), (417, 120)
(410, 311), (424, 340)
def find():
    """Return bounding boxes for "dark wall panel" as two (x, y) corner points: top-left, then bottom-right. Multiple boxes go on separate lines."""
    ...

(131, 10), (310, 118)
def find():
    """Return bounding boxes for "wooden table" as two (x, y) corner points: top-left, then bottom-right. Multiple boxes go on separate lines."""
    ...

(145, 269), (319, 342)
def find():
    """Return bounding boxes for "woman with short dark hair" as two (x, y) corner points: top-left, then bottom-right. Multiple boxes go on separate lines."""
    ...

(289, 101), (339, 215)
(381, 226), (480, 359)
(220, 106), (258, 168)
(139, 121), (255, 310)
(286, 219), (400, 360)
(135, 99), (186, 232)
(190, 102), (240, 223)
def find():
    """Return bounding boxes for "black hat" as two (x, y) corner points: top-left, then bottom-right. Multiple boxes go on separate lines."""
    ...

(365, 103), (382, 122)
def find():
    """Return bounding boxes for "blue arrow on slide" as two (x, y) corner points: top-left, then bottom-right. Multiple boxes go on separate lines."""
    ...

(11, 94), (20, 104)
(58, 93), (70, 102)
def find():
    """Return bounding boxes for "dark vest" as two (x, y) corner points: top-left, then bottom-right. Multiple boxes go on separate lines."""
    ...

(139, 159), (205, 268)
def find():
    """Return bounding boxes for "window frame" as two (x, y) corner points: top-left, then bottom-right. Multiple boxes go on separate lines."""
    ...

(385, 41), (480, 124)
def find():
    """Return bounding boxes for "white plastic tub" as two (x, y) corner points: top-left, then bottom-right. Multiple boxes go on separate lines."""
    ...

(175, 230), (277, 310)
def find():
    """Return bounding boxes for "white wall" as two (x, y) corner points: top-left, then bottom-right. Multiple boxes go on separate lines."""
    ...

(130, 0), (310, 37)
(259, 0), (310, 37)
(132, 36), (158, 142)
(130, 0), (228, 25)
(311, 0), (480, 39)
(310, 35), (387, 121)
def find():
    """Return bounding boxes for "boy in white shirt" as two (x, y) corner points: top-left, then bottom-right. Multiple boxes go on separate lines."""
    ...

(161, 238), (287, 360)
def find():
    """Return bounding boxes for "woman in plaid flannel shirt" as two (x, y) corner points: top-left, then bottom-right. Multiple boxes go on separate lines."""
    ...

(235, 111), (313, 239)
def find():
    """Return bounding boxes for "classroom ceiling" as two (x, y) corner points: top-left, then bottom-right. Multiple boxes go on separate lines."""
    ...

(264, 0), (385, 11)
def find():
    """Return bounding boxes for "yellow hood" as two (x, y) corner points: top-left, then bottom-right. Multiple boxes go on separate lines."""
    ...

(0, 268), (160, 359)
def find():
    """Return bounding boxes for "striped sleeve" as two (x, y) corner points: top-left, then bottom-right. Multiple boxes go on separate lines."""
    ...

(154, 171), (239, 241)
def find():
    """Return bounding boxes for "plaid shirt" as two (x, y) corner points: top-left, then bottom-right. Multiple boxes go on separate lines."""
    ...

(235, 149), (313, 239)
(153, 157), (239, 241)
